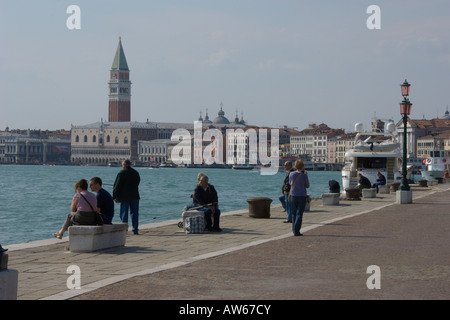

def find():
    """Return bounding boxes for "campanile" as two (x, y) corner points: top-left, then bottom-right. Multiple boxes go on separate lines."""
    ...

(108, 37), (131, 122)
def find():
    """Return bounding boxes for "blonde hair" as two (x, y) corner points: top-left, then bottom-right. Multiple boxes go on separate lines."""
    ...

(294, 159), (305, 171)
(197, 172), (206, 181)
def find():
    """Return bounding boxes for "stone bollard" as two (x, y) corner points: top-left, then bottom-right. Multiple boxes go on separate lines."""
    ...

(345, 188), (361, 200)
(247, 197), (272, 218)
(0, 245), (18, 300)
(322, 193), (340, 205)
(362, 188), (377, 198)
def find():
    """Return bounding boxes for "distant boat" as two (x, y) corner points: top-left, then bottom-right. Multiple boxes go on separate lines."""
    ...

(232, 164), (255, 170)
(160, 162), (177, 168)
(421, 150), (450, 181)
(107, 161), (120, 167)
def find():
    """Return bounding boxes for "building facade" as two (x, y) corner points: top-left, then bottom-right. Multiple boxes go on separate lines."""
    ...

(71, 121), (157, 165)
(0, 130), (70, 164)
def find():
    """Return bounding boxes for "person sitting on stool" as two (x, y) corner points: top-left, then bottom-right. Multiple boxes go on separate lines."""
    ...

(193, 175), (221, 232)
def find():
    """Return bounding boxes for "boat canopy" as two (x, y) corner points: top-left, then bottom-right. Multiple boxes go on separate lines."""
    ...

(346, 150), (401, 158)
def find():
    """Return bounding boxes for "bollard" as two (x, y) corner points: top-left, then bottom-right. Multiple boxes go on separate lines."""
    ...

(345, 188), (361, 200)
(247, 197), (272, 218)
(0, 245), (18, 300)
(418, 180), (428, 187)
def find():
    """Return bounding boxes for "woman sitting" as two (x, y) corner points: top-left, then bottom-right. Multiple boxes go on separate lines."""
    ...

(52, 179), (98, 239)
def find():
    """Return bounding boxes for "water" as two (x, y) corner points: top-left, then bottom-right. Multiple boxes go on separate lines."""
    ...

(0, 165), (341, 246)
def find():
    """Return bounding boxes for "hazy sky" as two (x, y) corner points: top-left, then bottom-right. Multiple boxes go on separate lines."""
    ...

(1, 1), (450, 132)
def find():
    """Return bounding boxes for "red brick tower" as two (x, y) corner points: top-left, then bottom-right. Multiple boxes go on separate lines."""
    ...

(108, 37), (131, 122)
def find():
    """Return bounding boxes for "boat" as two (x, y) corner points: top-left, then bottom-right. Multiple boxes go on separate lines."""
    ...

(421, 150), (450, 181)
(341, 122), (409, 190)
(232, 164), (255, 170)
(107, 161), (121, 167)
(160, 162), (177, 168)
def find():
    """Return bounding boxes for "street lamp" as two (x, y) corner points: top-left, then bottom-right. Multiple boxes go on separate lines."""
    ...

(399, 79), (412, 191)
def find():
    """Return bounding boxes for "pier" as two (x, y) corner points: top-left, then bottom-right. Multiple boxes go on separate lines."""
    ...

(5, 183), (450, 300)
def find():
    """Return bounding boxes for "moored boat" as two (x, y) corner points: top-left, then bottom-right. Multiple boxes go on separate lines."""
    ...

(421, 150), (450, 181)
(341, 122), (406, 190)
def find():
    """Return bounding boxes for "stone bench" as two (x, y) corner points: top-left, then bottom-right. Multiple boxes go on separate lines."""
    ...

(322, 193), (340, 205)
(362, 188), (377, 198)
(68, 223), (128, 253)
(378, 185), (390, 194)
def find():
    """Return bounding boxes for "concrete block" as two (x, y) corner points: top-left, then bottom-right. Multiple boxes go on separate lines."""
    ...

(68, 223), (128, 253)
(378, 185), (390, 194)
(396, 190), (413, 204)
(322, 193), (340, 205)
(0, 269), (18, 300)
(362, 188), (376, 198)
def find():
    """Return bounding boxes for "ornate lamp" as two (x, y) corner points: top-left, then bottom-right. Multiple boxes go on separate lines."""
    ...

(399, 80), (412, 192)
(401, 79), (411, 97)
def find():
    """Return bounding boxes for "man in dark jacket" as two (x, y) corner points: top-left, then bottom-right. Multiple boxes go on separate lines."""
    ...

(279, 161), (294, 223)
(193, 175), (221, 232)
(357, 173), (371, 189)
(113, 159), (141, 234)
(372, 172), (386, 193)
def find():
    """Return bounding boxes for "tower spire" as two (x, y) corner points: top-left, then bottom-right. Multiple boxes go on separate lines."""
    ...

(111, 36), (129, 71)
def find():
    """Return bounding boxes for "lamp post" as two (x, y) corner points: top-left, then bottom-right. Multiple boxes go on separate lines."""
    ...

(399, 79), (412, 192)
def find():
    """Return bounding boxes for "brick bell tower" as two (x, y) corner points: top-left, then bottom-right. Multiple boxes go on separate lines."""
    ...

(108, 36), (131, 122)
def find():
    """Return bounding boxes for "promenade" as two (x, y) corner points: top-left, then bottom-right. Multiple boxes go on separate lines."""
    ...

(5, 184), (450, 300)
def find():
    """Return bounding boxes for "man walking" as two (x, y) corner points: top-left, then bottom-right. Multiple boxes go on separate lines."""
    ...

(113, 159), (141, 234)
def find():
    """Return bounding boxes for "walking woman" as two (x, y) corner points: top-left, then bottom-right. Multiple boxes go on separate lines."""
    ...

(289, 159), (310, 236)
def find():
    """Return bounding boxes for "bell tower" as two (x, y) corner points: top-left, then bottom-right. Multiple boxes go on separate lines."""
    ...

(108, 37), (131, 122)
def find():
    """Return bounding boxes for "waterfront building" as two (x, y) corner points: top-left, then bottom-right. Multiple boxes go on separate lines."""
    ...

(0, 129), (70, 164)
(71, 120), (157, 165)
(416, 130), (450, 159)
(397, 112), (450, 159)
(290, 123), (345, 163)
(138, 139), (177, 164)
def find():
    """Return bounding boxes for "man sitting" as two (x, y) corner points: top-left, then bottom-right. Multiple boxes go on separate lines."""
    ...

(357, 173), (371, 196)
(193, 175), (221, 232)
(372, 172), (386, 193)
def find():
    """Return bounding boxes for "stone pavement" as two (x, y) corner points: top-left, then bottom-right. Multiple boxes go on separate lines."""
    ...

(5, 184), (450, 300)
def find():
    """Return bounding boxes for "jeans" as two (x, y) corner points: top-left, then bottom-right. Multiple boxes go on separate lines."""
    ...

(197, 206), (221, 230)
(290, 196), (307, 235)
(279, 194), (292, 221)
(372, 182), (385, 192)
(120, 199), (139, 234)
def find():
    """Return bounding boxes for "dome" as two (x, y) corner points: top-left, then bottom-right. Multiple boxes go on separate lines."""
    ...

(443, 107), (450, 119)
(212, 105), (230, 125)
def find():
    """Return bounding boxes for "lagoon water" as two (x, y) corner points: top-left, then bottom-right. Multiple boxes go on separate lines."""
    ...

(0, 165), (342, 246)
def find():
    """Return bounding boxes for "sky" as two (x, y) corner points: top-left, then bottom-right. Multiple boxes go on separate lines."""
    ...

(1, 0), (450, 132)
